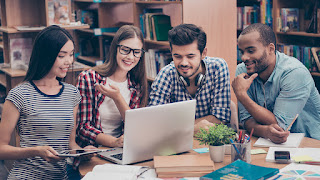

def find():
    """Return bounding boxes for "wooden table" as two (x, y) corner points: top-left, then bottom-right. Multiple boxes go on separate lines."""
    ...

(79, 136), (320, 177)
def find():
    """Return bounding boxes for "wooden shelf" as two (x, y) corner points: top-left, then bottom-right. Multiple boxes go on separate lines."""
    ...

(0, 73), (6, 87)
(0, 67), (26, 78)
(0, 24), (90, 34)
(276, 31), (320, 38)
(76, 28), (94, 34)
(77, 55), (102, 64)
(74, 0), (131, 2)
(76, 29), (169, 46)
(311, 72), (320, 77)
(135, 1), (182, 4)
(145, 39), (169, 46)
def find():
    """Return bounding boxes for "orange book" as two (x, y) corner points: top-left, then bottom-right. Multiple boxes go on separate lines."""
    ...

(154, 154), (215, 173)
(157, 170), (212, 178)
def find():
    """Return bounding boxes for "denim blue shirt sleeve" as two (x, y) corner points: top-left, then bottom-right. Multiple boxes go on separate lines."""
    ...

(237, 51), (320, 140)
(149, 57), (231, 122)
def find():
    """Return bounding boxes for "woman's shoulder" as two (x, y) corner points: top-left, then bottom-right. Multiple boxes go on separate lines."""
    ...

(61, 82), (79, 93)
(78, 69), (103, 81)
(7, 82), (32, 100)
(9, 82), (32, 93)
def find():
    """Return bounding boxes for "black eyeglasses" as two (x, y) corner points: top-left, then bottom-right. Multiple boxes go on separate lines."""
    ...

(117, 45), (145, 58)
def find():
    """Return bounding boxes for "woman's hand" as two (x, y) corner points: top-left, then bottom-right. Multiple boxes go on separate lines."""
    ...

(112, 135), (124, 147)
(79, 145), (98, 161)
(95, 83), (121, 101)
(36, 146), (63, 162)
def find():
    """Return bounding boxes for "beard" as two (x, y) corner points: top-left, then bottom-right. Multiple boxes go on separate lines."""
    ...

(246, 51), (268, 76)
(178, 62), (201, 78)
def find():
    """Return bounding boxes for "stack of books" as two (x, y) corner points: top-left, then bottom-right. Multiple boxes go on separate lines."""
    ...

(154, 154), (215, 178)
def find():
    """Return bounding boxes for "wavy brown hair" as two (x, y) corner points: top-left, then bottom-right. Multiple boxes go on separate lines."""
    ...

(92, 25), (148, 107)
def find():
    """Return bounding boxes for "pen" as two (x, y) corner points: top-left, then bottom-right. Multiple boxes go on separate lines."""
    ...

(286, 114), (299, 131)
(249, 128), (254, 142)
(297, 161), (320, 165)
(230, 139), (243, 161)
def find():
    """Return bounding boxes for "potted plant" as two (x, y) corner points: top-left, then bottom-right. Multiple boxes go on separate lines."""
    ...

(195, 123), (236, 162)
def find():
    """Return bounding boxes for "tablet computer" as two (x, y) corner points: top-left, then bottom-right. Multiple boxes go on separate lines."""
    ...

(57, 148), (116, 157)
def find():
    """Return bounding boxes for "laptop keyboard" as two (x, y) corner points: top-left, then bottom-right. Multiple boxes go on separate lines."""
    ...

(111, 153), (123, 160)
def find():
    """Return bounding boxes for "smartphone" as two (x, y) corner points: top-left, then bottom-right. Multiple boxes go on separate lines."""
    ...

(274, 151), (291, 163)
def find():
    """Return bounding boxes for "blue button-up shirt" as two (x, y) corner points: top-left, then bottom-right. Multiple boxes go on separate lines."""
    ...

(149, 57), (231, 122)
(237, 51), (320, 140)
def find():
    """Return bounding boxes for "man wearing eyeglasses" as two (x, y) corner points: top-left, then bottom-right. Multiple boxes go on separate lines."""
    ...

(148, 24), (231, 133)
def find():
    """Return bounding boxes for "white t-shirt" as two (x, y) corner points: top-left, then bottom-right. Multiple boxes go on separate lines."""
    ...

(99, 77), (131, 137)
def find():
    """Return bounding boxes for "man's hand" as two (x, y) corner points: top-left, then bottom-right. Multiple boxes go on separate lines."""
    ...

(232, 73), (258, 98)
(194, 119), (215, 135)
(265, 124), (290, 144)
(95, 83), (121, 101)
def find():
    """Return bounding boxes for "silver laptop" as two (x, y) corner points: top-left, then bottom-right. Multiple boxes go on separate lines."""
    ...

(98, 100), (196, 165)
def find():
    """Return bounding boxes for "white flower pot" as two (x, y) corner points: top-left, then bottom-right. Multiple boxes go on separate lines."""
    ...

(224, 144), (231, 155)
(209, 145), (225, 162)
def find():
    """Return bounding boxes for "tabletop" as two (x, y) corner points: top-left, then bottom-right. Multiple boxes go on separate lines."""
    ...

(79, 136), (320, 177)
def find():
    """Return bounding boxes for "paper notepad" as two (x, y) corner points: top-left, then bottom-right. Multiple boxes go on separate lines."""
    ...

(254, 133), (304, 148)
(266, 147), (320, 162)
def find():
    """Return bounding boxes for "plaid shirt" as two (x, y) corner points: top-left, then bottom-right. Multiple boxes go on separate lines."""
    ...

(75, 69), (141, 147)
(149, 57), (231, 122)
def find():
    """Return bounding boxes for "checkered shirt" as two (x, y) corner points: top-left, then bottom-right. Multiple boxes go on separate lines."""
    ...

(75, 69), (141, 147)
(149, 57), (231, 122)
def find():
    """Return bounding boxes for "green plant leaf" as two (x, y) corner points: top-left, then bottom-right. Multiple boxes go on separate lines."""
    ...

(195, 123), (236, 146)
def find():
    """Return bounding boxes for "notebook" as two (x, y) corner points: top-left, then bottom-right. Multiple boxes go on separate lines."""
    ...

(98, 100), (196, 165)
(200, 160), (279, 180)
(253, 133), (304, 148)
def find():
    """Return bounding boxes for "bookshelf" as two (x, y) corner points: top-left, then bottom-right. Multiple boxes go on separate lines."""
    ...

(272, 0), (320, 90)
(0, 0), (90, 93)
(73, 0), (237, 99)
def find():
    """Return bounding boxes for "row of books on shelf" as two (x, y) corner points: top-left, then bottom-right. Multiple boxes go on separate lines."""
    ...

(277, 6), (320, 33)
(12, 0), (81, 31)
(237, 6), (259, 30)
(237, 0), (272, 30)
(277, 43), (320, 73)
(260, 0), (272, 26)
(278, 8), (300, 32)
(145, 49), (171, 79)
(139, 8), (172, 41)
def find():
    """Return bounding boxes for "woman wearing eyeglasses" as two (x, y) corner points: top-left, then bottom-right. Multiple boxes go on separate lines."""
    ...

(75, 25), (148, 151)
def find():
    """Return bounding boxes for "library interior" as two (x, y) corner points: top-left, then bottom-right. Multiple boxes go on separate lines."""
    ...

(0, 0), (320, 179)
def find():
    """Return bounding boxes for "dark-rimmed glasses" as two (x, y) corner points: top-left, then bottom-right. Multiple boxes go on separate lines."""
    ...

(117, 45), (144, 58)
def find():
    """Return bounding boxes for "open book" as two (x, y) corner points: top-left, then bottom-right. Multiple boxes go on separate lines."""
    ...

(82, 164), (157, 180)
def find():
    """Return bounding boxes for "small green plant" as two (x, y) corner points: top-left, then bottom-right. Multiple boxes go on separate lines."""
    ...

(195, 123), (236, 146)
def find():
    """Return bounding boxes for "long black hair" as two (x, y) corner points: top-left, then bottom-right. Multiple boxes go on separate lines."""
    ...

(24, 25), (74, 81)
